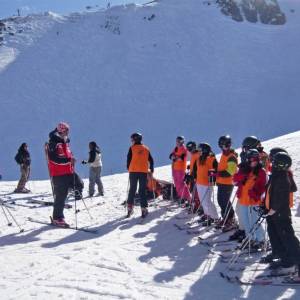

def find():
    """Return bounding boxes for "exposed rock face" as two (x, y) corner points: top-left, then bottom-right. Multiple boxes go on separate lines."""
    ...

(216, 0), (286, 25)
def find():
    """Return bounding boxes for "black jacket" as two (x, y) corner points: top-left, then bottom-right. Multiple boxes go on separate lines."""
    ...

(48, 129), (71, 164)
(15, 149), (31, 166)
(267, 170), (297, 217)
(88, 147), (101, 163)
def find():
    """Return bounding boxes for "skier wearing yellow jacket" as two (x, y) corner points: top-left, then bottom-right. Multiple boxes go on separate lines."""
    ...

(215, 135), (238, 231)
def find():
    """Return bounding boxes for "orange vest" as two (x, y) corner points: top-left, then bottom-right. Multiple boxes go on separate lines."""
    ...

(172, 145), (187, 171)
(189, 151), (200, 175)
(239, 172), (262, 206)
(265, 185), (294, 210)
(196, 155), (216, 186)
(128, 144), (150, 173)
(216, 152), (237, 185)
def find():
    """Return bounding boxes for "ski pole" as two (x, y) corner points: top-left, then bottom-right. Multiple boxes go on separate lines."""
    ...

(151, 177), (158, 208)
(226, 214), (265, 269)
(3, 203), (24, 232)
(0, 200), (12, 226)
(221, 189), (238, 230)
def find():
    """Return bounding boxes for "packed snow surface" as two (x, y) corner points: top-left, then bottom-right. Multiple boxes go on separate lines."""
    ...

(1, 131), (300, 299)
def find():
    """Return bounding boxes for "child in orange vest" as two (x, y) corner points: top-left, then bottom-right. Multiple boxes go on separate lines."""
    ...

(233, 149), (266, 249)
(192, 143), (219, 225)
(169, 136), (191, 203)
(216, 135), (238, 231)
(186, 141), (201, 211)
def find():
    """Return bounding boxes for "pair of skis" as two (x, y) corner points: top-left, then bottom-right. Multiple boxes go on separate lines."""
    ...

(27, 217), (98, 234)
(220, 271), (300, 286)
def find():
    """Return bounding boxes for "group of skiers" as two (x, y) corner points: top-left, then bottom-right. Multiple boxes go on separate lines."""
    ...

(6, 122), (300, 278)
(127, 132), (300, 278)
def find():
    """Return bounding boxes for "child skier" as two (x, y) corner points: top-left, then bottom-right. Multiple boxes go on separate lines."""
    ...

(169, 136), (191, 203)
(215, 135), (238, 231)
(233, 149), (266, 249)
(192, 143), (219, 226)
(263, 151), (300, 278)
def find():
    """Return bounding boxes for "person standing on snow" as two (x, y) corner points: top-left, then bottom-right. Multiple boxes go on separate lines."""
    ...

(192, 143), (219, 226)
(82, 141), (104, 197)
(14, 143), (31, 193)
(127, 132), (154, 218)
(215, 135), (238, 231)
(169, 136), (191, 203)
(263, 152), (300, 278)
(47, 122), (83, 227)
(233, 149), (266, 249)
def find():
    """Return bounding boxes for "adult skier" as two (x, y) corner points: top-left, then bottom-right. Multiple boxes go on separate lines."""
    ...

(14, 143), (31, 193)
(47, 122), (83, 226)
(82, 141), (104, 197)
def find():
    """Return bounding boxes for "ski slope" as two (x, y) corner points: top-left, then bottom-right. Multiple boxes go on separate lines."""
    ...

(1, 131), (300, 299)
(0, 0), (299, 180)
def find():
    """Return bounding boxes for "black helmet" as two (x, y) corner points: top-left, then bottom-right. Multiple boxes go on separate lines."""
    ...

(242, 136), (260, 149)
(198, 143), (211, 154)
(186, 141), (196, 152)
(272, 152), (292, 171)
(245, 149), (260, 162)
(131, 132), (142, 143)
(269, 147), (288, 162)
(218, 135), (231, 148)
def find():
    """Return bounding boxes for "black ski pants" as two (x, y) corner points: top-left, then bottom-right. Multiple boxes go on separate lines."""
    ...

(267, 214), (300, 267)
(127, 172), (148, 208)
(52, 173), (84, 219)
(217, 184), (235, 220)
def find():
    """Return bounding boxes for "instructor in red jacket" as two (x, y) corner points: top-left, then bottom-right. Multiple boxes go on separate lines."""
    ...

(47, 122), (83, 227)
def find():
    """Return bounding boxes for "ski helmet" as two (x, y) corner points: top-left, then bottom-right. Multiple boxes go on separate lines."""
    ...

(186, 141), (196, 152)
(218, 135), (232, 148)
(269, 147), (288, 162)
(272, 152), (292, 171)
(57, 122), (70, 134)
(245, 149), (260, 162)
(242, 136), (260, 149)
(198, 143), (211, 154)
(176, 135), (184, 145)
(131, 132), (142, 143)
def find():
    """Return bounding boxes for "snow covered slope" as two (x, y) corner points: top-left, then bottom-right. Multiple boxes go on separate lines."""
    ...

(0, 0), (300, 180)
(0, 131), (300, 299)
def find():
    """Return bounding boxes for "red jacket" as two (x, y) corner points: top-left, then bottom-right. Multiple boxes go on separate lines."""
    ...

(47, 130), (74, 177)
(233, 165), (266, 206)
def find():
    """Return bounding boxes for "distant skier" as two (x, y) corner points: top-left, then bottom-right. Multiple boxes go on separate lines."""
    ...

(169, 136), (191, 203)
(82, 141), (104, 197)
(47, 122), (83, 227)
(14, 143), (31, 193)
(126, 132), (154, 218)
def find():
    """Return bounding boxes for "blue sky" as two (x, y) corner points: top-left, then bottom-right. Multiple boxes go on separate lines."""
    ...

(0, 0), (147, 19)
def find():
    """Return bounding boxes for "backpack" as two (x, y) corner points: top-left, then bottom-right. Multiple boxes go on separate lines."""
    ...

(15, 152), (22, 164)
